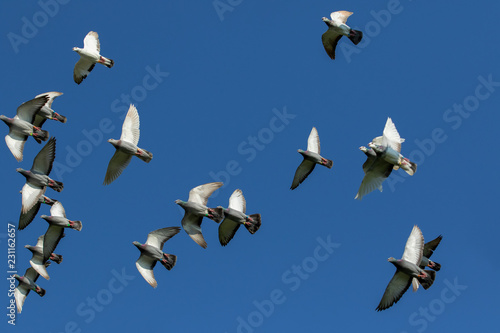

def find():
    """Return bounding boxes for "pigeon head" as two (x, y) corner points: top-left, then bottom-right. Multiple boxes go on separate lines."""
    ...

(132, 241), (142, 247)
(387, 257), (398, 263)
(72, 47), (80, 52)
(322, 17), (332, 26)
(13, 274), (22, 282)
(359, 146), (369, 153)
(40, 214), (50, 221)
(175, 199), (184, 205)
(368, 142), (384, 153)
(108, 139), (120, 148)
(16, 168), (29, 176)
(298, 149), (308, 157)
(0, 115), (12, 124)
(24, 244), (35, 251)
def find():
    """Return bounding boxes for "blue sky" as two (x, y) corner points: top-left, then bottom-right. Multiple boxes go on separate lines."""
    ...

(1, 0), (499, 332)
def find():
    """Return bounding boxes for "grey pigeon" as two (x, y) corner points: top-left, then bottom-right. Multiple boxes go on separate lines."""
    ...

(1, 95), (50, 161)
(104, 104), (153, 185)
(14, 263), (50, 313)
(18, 194), (56, 230)
(291, 127), (333, 190)
(17, 137), (63, 214)
(412, 235), (443, 291)
(376, 226), (436, 311)
(33, 92), (67, 126)
(175, 182), (225, 249)
(133, 227), (180, 288)
(25, 235), (63, 280)
(356, 118), (416, 200)
(321, 11), (363, 60)
(368, 117), (417, 176)
(218, 189), (261, 246)
(73, 31), (114, 84)
(41, 201), (82, 263)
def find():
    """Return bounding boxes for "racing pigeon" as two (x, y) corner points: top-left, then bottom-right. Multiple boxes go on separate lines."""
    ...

(175, 182), (224, 248)
(1, 95), (50, 161)
(25, 235), (63, 280)
(218, 189), (261, 246)
(33, 92), (66, 126)
(73, 31), (114, 84)
(321, 11), (363, 60)
(103, 104), (153, 185)
(133, 227), (180, 288)
(291, 127), (333, 190)
(13, 263), (50, 313)
(376, 226), (436, 311)
(17, 137), (63, 214)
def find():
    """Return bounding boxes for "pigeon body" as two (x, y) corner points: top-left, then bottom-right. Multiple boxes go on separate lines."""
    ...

(1, 95), (50, 161)
(176, 182), (224, 248)
(19, 194), (56, 230)
(33, 92), (66, 126)
(14, 264), (49, 313)
(218, 189), (261, 246)
(25, 235), (63, 280)
(321, 11), (363, 60)
(133, 227), (180, 288)
(41, 201), (81, 263)
(17, 138), (63, 214)
(376, 226), (436, 311)
(104, 105), (153, 185)
(73, 31), (114, 84)
(291, 127), (333, 190)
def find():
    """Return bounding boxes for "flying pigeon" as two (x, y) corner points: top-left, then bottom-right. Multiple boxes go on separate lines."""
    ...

(13, 263), (50, 313)
(1, 95), (50, 161)
(33, 92), (67, 126)
(376, 226), (436, 311)
(25, 235), (63, 280)
(321, 11), (363, 60)
(175, 182), (225, 248)
(412, 235), (443, 291)
(17, 137), (63, 214)
(41, 201), (82, 263)
(356, 118), (416, 200)
(103, 104), (153, 185)
(73, 31), (114, 84)
(133, 227), (180, 288)
(18, 194), (56, 230)
(218, 189), (261, 246)
(368, 118), (417, 176)
(291, 127), (333, 190)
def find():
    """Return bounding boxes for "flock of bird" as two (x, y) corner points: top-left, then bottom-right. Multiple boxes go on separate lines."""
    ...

(2, 10), (443, 314)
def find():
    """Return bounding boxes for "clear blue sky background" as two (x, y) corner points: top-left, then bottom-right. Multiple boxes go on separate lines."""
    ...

(1, 0), (499, 332)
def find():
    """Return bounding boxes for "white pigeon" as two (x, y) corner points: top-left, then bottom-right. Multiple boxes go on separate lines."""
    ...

(73, 31), (114, 84)
(321, 11), (363, 60)
(103, 105), (153, 185)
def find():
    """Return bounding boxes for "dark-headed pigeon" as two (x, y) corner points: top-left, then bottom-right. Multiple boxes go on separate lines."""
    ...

(1, 95), (50, 161)
(33, 92), (66, 126)
(218, 189), (261, 246)
(17, 137), (63, 214)
(73, 31), (114, 84)
(104, 104), (153, 185)
(321, 11), (363, 60)
(133, 227), (180, 288)
(175, 182), (224, 248)
(376, 226), (436, 311)
(291, 127), (333, 190)
(41, 201), (82, 263)
(14, 263), (50, 313)
(25, 235), (63, 280)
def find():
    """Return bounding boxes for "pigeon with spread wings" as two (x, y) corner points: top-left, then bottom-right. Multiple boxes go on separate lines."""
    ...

(321, 11), (363, 60)
(73, 31), (114, 84)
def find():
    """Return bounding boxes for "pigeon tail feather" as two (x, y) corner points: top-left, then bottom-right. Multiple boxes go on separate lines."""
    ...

(54, 113), (67, 123)
(137, 148), (153, 163)
(418, 270), (436, 290)
(50, 253), (63, 264)
(36, 287), (46, 297)
(428, 260), (441, 271)
(160, 253), (177, 271)
(245, 214), (262, 234)
(101, 56), (114, 68)
(348, 30), (363, 45)
(208, 207), (224, 223)
(71, 220), (83, 231)
(33, 128), (50, 143)
(323, 158), (334, 169)
(50, 180), (64, 192)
